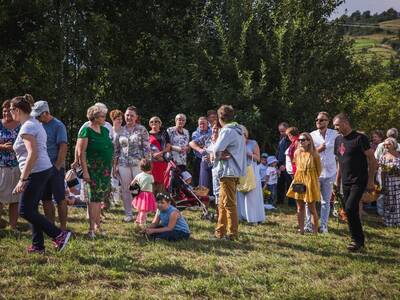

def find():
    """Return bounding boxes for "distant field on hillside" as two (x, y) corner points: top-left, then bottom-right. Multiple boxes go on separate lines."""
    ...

(348, 20), (399, 64)
(379, 18), (400, 30)
(351, 37), (397, 63)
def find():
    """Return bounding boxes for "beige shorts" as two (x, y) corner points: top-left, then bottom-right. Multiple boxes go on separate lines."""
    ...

(0, 166), (20, 204)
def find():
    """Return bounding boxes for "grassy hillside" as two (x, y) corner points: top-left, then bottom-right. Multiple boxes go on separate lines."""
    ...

(349, 20), (399, 64)
(0, 205), (399, 299)
(379, 19), (400, 30)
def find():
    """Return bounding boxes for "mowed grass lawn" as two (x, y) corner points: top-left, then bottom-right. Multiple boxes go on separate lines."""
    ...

(0, 204), (399, 299)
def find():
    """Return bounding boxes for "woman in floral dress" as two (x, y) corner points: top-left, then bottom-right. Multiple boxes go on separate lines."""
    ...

(0, 100), (21, 230)
(379, 137), (400, 227)
(77, 105), (114, 238)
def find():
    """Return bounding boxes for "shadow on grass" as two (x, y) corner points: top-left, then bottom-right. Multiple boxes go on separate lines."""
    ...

(76, 253), (211, 279)
(274, 240), (399, 265)
(163, 237), (255, 254)
(329, 217), (399, 249)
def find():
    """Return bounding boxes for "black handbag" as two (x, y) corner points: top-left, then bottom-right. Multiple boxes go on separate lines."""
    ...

(292, 183), (307, 193)
(129, 183), (141, 197)
(291, 154), (311, 194)
(75, 166), (84, 179)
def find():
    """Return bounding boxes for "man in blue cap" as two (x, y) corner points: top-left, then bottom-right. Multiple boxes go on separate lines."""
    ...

(31, 100), (68, 231)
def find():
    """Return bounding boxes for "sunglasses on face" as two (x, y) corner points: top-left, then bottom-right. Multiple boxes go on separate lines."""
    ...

(299, 138), (309, 142)
(316, 119), (328, 123)
(150, 120), (160, 124)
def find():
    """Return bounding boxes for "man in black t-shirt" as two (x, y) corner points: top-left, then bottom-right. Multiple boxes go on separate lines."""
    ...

(333, 113), (377, 252)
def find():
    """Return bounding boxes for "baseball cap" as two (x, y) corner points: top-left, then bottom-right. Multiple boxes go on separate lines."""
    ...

(261, 153), (269, 159)
(31, 100), (50, 117)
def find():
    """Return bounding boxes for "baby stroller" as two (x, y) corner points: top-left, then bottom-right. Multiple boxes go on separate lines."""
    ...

(163, 157), (213, 220)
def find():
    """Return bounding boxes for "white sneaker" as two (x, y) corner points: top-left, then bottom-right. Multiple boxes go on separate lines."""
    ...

(123, 216), (133, 223)
(87, 231), (96, 239)
(320, 226), (329, 234)
(304, 226), (313, 233)
(97, 229), (107, 236)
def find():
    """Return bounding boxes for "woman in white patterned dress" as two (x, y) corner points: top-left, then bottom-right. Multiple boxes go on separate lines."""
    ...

(379, 137), (400, 227)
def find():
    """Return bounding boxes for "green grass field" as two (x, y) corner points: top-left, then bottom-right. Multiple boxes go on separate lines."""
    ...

(351, 36), (397, 64)
(349, 19), (399, 64)
(0, 205), (399, 299)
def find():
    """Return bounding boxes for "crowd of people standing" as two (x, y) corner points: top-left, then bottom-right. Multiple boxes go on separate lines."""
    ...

(0, 94), (399, 255)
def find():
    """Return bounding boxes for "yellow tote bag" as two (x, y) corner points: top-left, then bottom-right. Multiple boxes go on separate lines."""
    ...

(237, 165), (256, 193)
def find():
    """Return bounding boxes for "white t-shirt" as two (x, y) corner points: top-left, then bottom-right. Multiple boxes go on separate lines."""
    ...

(134, 172), (154, 192)
(266, 166), (279, 185)
(285, 148), (293, 175)
(310, 129), (338, 179)
(13, 117), (52, 173)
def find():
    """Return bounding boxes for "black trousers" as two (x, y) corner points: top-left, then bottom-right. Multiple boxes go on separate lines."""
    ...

(342, 183), (366, 245)
(277, 170), (293, 204)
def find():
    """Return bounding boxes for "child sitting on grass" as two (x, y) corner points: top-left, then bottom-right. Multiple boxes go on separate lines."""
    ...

(144, 193), (190, 241)
(131, 159), (157, 230)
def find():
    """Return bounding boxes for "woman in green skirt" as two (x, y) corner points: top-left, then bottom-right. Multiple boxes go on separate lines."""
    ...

(77, 105), (113, 238)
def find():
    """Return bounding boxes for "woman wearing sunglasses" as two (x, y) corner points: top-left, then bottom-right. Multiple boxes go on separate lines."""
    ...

(287, 132), (322, 235)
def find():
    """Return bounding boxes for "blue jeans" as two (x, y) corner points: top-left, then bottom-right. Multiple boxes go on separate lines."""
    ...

(306, 176), (335, 229)
(267, 184), (277, 205)
(150, 229), (190, 241)
(199, 159), (212, 193)
(42, 167), (66, 203)
(19, 167), (62, 248)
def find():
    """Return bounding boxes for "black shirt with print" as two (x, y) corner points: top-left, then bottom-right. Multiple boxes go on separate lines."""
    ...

(334, 131), (370, 185)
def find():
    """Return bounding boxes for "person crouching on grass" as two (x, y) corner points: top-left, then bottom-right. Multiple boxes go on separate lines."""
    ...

(287, 132), (322, 235)
(144, 193), (190, 241)
(131, 159), (157, 231)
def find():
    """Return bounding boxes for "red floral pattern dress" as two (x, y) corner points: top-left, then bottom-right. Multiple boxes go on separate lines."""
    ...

(78, 126), (113, 203)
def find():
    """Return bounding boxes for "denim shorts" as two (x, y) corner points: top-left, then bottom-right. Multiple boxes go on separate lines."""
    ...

(42, 166), (66, 203)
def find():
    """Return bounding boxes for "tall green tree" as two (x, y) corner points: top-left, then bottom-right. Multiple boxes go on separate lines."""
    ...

(0, 0), (374, 157)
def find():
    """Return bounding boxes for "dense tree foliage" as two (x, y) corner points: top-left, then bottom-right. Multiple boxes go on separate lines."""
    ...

(0, 1), (398, 158)
(354, 78), (400, 133)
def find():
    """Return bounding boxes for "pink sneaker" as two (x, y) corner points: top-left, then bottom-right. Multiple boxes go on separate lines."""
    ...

(27, 245), (45, 254)
(53, 231), (72, 252)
